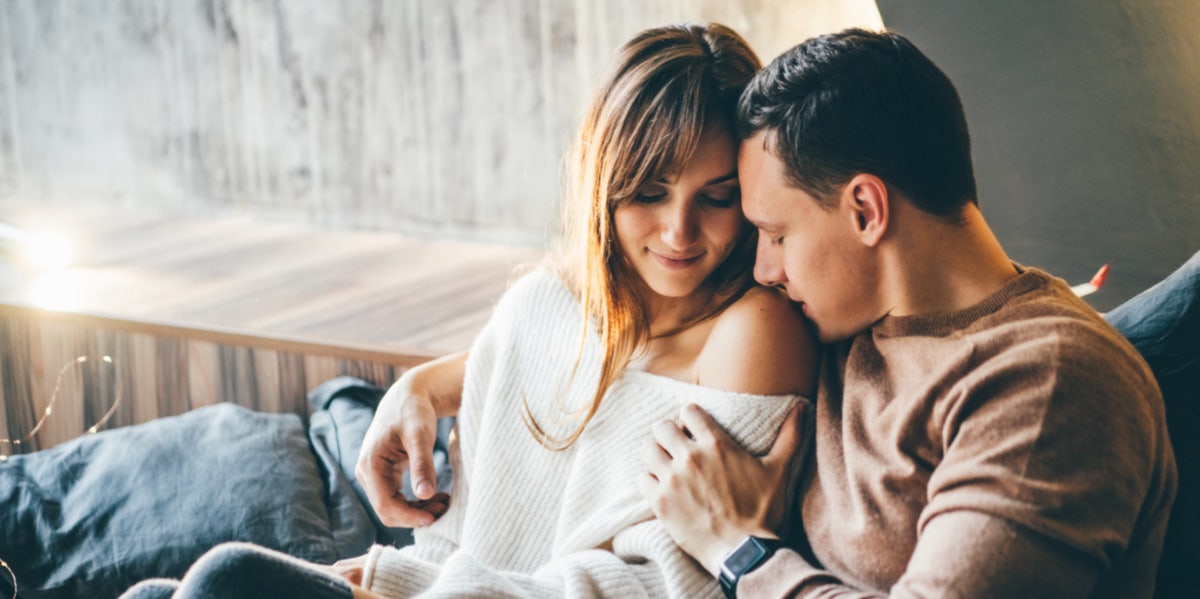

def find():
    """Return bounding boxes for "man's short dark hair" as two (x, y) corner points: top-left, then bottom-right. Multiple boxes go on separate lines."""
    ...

(737, 28), (977, 216)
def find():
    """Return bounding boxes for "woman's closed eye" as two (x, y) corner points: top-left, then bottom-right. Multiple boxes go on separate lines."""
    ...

(633, 183), (668, 204)
(700, 181), (740, 208)
(632, 183), (739, 207)
(700, 190), (738, 208)
(634, 191), (668, 204)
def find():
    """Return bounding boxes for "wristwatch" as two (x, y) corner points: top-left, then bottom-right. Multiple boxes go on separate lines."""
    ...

(718, 536), (784, 599)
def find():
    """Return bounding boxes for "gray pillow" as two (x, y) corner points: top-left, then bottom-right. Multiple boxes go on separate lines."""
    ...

(0, 403), (341, 599)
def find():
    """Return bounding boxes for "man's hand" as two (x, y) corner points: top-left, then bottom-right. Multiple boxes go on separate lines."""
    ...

(354, 376), (449, 528)
(638, 403), (806, 576)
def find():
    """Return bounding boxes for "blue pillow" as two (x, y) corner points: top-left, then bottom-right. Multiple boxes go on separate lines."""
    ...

(1103, 250), (1199, 598)
(0, 403), (343, 599)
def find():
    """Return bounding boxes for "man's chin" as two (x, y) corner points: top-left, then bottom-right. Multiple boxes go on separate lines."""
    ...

(809, 319), (850, 344)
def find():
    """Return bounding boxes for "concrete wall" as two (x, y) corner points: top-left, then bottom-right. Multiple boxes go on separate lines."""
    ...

(877, 0), (1200, 310)
(0, 0), (881, 245)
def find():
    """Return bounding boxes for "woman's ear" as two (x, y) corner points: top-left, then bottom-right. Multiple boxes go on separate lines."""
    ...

(845, 174), (888, 247)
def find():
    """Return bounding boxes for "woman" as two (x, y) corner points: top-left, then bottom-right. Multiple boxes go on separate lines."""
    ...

(123, 22), (816, 599)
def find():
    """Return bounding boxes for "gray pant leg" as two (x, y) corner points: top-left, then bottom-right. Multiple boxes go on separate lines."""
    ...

(119, 579), (180, 599)
(121, 542), (354, 599)
(177, 543), (353, 599)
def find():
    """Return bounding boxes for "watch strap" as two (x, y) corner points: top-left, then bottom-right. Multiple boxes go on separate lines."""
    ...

(718, 536), (784, 599)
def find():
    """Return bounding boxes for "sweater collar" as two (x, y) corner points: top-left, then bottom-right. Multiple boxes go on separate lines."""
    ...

(869, 263), (1052, 338)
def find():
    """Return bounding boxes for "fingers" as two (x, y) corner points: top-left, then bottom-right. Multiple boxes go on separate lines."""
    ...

(331, 554), (367, 586)
(635, 470), (658, 502)
(374, 497), (437, 528)
(641, 432), (672, 478)
(372, 485), (447, 528)
(354, 383), (444, 525)
(366, 455), (436, 528)
(407, 492), (451, 518)
(356, 425), (441, 528)
(402, 421), (439, 500)
(764, 403), (806, 468)
(650, 416), (693, 459)
(355, 429), (412, 523)
(677, 403), (725, 448)
(647, 405), (726, 472)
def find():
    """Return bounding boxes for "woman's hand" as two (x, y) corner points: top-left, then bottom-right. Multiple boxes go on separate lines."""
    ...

(355, 351), (467, 527)
(315, 555), (385, 599)
(329, 554), (368, 586)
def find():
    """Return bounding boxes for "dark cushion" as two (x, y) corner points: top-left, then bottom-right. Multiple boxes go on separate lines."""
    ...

(1103, 250), (1200, 599)
(0, 403), (344, 599)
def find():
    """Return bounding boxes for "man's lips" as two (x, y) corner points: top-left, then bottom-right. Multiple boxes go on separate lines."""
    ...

(650, 250), (703, 269)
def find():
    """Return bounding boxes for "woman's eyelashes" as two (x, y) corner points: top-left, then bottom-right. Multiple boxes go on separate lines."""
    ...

(633, 191), (667, 204)
(699, 180), (740, 207)
(700, 190), (739, 208)
(631, 187), (739, 207)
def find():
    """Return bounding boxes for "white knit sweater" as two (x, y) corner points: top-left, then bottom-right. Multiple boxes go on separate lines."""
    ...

(361, 269), (807, 598)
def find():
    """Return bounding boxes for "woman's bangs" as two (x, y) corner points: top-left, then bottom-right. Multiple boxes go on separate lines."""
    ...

(608, 73), (710, 205)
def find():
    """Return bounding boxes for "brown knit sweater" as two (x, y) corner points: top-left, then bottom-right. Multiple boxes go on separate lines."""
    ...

(742, 267), (1177, 598)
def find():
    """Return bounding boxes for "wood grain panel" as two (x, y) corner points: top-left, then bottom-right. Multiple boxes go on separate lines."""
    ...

(0, 309), (411, 454)
(0, 202), (541, 455)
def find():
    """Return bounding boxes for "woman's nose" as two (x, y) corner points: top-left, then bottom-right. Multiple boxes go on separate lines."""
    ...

(661, 201), (698, 249)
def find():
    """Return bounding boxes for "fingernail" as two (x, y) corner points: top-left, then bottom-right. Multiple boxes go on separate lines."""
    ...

(416, 481), (432, 496)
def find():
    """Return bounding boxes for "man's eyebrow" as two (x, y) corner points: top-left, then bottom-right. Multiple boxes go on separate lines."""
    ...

(747, 216), (782, 231)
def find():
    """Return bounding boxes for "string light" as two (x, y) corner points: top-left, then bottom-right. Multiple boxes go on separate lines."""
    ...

(0, 355), (123, 597)
(1, 556), (14, 599)
(0, 355), (123, 461)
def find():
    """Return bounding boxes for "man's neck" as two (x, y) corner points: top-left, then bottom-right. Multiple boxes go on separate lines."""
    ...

(882, 204), (1018, 317)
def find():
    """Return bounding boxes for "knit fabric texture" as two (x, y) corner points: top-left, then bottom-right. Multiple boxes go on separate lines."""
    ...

(362, 269), (808, 598)
(742, 267), (1176, 598)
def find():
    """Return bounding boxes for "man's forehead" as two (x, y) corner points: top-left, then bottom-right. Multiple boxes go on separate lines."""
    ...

(739, 186), (778, 229)
(737, 131), (775, 163)
(737, 139), (782, 216)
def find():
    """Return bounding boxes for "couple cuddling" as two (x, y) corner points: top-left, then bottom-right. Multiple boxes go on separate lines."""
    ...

(125, 22), (1176, 599)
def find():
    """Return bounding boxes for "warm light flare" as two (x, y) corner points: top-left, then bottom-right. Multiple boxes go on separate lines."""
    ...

(26, 270), (84, 311)
(0, 221), (74, 269)
(24, 233), (74, 269)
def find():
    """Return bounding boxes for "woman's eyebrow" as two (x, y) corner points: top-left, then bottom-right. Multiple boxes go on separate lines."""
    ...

(705, 172), (738, 185)
(653, 171), (738, 185)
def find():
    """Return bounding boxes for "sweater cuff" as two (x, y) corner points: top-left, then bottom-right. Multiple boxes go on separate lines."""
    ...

(362, 544), (441, 597)
(738, 548), (840, 598)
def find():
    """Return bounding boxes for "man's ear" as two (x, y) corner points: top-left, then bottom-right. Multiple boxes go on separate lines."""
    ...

(844, 174), (888, 247)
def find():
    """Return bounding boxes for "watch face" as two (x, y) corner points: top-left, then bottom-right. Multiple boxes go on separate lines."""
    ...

(725, 539), (770, 574)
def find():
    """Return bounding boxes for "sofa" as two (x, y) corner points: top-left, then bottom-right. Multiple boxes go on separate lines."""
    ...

(1, 252), (1196, 599)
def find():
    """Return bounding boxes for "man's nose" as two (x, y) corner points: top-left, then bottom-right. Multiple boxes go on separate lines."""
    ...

(754, 237), (784, 287)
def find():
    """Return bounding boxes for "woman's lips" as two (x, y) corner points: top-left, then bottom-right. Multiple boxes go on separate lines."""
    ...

(650, 251), (703, 270)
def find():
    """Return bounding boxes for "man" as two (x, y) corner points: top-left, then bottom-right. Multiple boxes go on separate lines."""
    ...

(637, 29), (1176, 597)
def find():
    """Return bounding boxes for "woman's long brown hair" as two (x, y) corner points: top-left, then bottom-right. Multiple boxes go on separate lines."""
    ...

(523, 23), (763, 450)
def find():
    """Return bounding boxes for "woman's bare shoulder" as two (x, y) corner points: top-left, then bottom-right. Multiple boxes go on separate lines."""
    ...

(695, 286), (818, 397)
